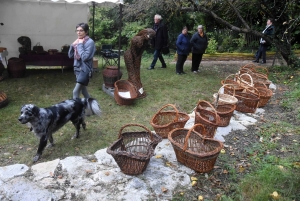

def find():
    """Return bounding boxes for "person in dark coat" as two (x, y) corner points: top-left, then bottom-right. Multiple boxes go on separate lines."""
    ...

(175, 26), (191, 75)
(190, 25), (208, 73)
(253, 18), (275, 64)
(148, 14), (168, 70)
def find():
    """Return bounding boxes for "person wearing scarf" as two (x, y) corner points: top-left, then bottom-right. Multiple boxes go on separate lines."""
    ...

(253, 18), (275, 64)
(68, 23), (96, 99)
(190, 25), (208, 73)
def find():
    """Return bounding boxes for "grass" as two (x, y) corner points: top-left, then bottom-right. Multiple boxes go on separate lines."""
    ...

(0, 53), (222, 166)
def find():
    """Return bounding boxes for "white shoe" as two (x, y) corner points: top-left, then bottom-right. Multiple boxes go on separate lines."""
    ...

(197, 70), (201, 72)
(193, 71), (198, 74)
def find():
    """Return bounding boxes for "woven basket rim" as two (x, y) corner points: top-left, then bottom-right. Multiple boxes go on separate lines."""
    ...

(168, 126), (224, 157)
(150, 111), (190, 127)
(114, 80), (138, 100)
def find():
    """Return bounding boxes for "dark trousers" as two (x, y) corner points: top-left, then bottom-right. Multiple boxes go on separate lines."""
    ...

(191, 53), (203, 71)
(176, 54), (187, 73)
(150, 49), (166, 68)
(256, 44), (267, 62)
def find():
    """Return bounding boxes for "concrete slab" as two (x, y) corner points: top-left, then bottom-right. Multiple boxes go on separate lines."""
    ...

(0, 164), (29, 182)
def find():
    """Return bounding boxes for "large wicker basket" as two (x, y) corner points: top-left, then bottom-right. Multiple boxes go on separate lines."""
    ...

(106, 124), (162, 175)
(150, 104), (190, 139)
(194, 101), (220, 138)
(168, 124), (224, 173)
(114, 80), (138, 106)
(0, 91), (8, 108)
(7, 57), (26, 78)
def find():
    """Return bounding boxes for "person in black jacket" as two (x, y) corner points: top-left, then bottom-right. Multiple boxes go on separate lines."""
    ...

(253, 18), (275, 64)
(148, 14), (168, 70)
(190, 25), (208, 73)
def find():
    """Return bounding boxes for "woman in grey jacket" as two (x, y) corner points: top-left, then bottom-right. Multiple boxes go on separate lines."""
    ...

(190, 25), (208, 73)
(68, 23), (96, 99)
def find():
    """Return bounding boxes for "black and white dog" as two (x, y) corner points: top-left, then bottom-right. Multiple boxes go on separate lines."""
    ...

(18, 98), (101, 162)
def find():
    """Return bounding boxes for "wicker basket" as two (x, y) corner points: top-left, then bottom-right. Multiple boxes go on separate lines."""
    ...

(254, 83), (273, 107)
(168, 124), (224, 173)
(7, 57), (26, 78)
(236, 73), (254, 89)
(239, 68), (271, 87)
(213, 84), (238, 106)
(240, 65), (268, 78)
(220, 74), (244, 94)
(106, 124), (162, 175)
(0, 91), (8, 108)
(194, 101), (220, 138)
(228, 87), (260, 113)
(150, 104), (190, 139)
(114, 80), (138, 105)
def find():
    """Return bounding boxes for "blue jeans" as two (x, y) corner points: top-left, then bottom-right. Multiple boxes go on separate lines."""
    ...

(150, 49), (166, 68)
(256, 44), (267, 62)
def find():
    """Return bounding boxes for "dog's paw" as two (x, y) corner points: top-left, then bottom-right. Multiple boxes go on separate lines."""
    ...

(71, 134), (79, 140)
(46, 143), (54, 149)
(82, 123), (86, 130)
(33, 154), (41, 163)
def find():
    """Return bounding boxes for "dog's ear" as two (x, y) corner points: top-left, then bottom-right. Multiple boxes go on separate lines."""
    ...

(31, 105), (40, 116)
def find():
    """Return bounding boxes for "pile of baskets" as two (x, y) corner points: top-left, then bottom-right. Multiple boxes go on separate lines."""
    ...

(0, 91), (8, 109)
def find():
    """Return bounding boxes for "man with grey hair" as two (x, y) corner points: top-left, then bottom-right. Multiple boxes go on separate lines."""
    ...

(148, 14), (168, 70)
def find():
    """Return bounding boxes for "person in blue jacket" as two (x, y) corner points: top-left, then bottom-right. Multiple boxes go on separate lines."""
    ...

(68, 23), (96, 99)
(190, 25), (208, 73)
(175, 26), (191, 75)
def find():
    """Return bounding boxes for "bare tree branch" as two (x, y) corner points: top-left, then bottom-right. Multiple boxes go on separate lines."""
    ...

(225, 0), (250, 29)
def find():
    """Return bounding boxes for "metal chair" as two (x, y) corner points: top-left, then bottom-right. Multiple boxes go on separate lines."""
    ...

(100, 44), (119, 68)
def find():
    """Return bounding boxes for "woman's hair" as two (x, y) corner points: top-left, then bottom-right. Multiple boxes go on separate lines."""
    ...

(268, 18), (274, 24)
(76, 23), (89, 34)
(182, 26), (188, 30)
(154, 14), (162, 20)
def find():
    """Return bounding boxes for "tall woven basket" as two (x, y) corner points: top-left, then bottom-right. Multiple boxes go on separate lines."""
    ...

(194, 100), (220, 138)
(168, 124), (224, 173)
(213, 84), (238, 106)
(7, 57), (26, 78)
(106, 124), (162, 175)
(150, 104), (190, 139)
(114, 80), (138, 106)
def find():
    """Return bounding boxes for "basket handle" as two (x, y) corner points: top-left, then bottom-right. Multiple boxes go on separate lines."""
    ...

(183, 124), (206, 151)
(224, 74), (237, 82)
(156, 104), (179, 122)
(196, 100), (217, 113)
(243, 86), (260, 97)
(118, 123), (153, 140)
(237, 73), (254, 87)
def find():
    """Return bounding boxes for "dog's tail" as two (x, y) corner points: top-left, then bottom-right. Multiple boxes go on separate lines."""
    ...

(84, 98), (102, 117)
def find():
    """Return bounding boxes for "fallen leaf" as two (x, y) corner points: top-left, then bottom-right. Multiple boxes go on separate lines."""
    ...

(220, 149), (226, 154)
(238, 166), (245, 173)
(191, 176), (198, 181)
(180, 192), (184, 196)
(270, 191), (280, 200)
(91, 159), (97, 162)
(155, 154), (163, 159)
(161, 187), (168, 192)
(293, 162), (300, 169)
(198, 195), (204, 201)
(223, 170), (228, 174)
(49, 172), (54, 177)
(191, 181), (197, 186)
(85, 170), (93, 174)
(104, 172), (110, 176)
(57, 175), (63, 179)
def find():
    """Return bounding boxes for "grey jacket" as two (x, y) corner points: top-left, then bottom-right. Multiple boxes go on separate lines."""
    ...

(68, 38), (96, 72)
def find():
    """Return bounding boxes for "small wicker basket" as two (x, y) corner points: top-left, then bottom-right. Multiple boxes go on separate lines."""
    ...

(114, 80), (138, 106)
(213, 84), (238, 106)
(229, 87), (260, 113)
(106, 124), (162, 175)
(254, 83), (273, 107)
(0, 91), (8, 108)
(150, 104), (190, 139)
(168, 124), (224, 173)
(194, 100), (220, 138)
(220, 74), (244, 94)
